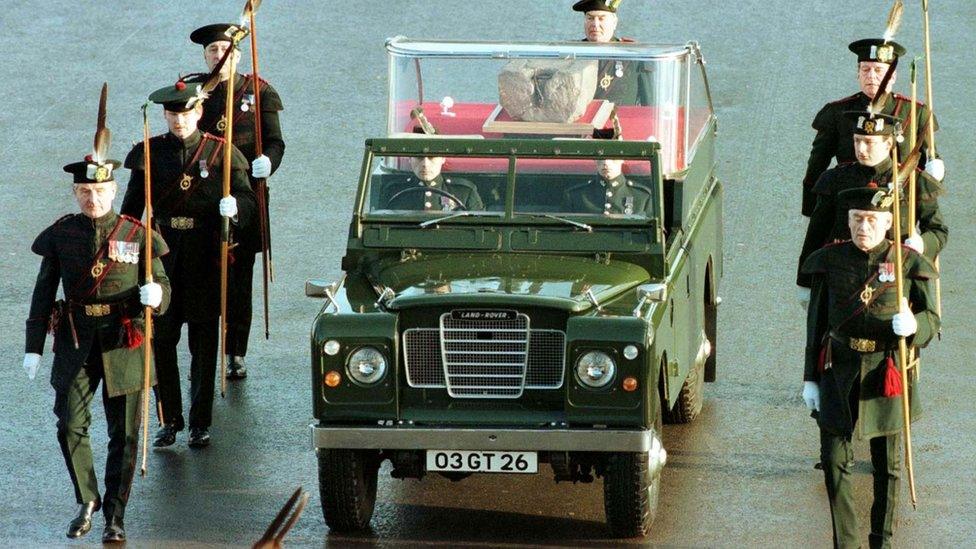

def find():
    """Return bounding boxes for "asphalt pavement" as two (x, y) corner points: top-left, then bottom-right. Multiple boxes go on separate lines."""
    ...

(1, 1), (974, 547)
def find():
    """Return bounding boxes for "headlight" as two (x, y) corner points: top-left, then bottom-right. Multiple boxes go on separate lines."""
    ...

(576, 351), (616, 388)
(323, 340), (341, 356)
(346, 347), (387, 385)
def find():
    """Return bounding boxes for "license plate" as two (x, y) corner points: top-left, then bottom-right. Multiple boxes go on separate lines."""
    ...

(426, 450), (538, 473)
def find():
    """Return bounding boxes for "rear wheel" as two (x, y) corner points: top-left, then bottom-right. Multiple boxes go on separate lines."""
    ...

(318, 449), (380, 532)
(663, 352), (704, 424)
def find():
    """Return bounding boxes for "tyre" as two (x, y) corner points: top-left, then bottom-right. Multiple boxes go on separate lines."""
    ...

(603, 451), (661, 538)
(318, 449), (380, 532)
(662, 351), (704, 424)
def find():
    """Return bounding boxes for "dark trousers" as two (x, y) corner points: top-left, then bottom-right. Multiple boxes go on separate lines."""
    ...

(55, 344), (141, 520)
(225, 249), (256, 357)
(820, 431), (901, 549)
(153, 314), (218, 429)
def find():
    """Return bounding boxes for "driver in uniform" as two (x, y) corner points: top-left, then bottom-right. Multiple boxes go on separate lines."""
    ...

(386, 125), (483, 212)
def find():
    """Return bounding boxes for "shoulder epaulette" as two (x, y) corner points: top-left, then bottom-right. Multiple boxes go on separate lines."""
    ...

(53, 213), (73, 225)
(828, 93), (861, 105)
(619, 37), (636, 43)
(119, 214), (144, 227)
(626, 180), (653, 194)
(245, 73), (270, 86)
(201, 132), (226, 143)
(892, 93), (925, 106)
(566, 180), (595, 193)
(822, 239), (849, 249)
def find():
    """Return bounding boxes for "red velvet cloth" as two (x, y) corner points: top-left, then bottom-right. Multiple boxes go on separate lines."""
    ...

(393, 101), (686, 174)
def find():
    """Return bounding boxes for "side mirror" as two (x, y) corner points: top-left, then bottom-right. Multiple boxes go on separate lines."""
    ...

(305, 279), (331, 298)
(637, 283), (667, 303)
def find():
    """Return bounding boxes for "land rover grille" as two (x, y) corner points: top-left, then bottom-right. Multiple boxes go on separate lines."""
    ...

(403, 311), (566, 398)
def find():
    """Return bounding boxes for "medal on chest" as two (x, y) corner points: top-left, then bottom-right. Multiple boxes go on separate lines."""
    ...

(623, 196), (634, 215)
(878, 262), (895, 283)
(198, 159), (209, 179)
(91, 260), (105, 278)
(216, 114), (227, 132)
(600, 73), (614, 91)
(859, 284), (875, 305)
(108, 240), (140, 264)
(179, 173), (193, 190)
(241, 93), (254, 112)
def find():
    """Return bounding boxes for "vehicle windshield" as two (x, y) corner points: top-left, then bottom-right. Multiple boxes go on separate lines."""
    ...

(385, 38), (713, 177)
(364, 149), (656, 220)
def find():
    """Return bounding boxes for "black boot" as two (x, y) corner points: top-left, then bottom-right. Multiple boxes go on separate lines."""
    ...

(188, 427), (211, 448)
(227, 355), (248, 379)
(153, 424), (180, 447)
(66, 500), (100, 538)
(102, 516), (125, 543)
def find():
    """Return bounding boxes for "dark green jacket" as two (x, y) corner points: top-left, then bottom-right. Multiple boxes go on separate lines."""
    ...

(121, 131), (255, 321)
(796, 158), (947, 288)
(562, 175), (652, 215)
(801, 92), (937, 215)
(385, 174), (484, 212)
(585, 37), (653, 106)
(26, 210), (171, 397)
(802, 240), (939, 438)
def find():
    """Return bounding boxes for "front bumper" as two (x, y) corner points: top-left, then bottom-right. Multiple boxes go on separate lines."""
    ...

(310, 424), (657, 452)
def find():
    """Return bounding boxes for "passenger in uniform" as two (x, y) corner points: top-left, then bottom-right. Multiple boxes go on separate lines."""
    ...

(573, 0), (653, 106)
(562, 127), (652, 215)
(24, 154), (171, 543)
(800, 186), (939, 549)
(800, 38), (943, 216)
(796, 111), (947, 306)
(121, 79), (255, 448)
(189, 23), (286, 379)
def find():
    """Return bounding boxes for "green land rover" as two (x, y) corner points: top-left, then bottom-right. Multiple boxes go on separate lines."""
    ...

(307, 38), (722, 538)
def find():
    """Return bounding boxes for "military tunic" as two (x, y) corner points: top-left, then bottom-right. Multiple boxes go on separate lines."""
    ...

(196, 73), (284, 358)
(796, 158), (947, 288)
(562, 174), (652, 215)
(121, 130), (254, 430)
(801, 92), (937, 216)
(386, 174), (484, 212)
(802, 240), (938, 548)
(587, 37), (653, 106)
(25, 210), (171, 519)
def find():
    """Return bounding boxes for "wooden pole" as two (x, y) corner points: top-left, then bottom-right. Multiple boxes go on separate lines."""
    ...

(890, 144), (918, 508)
(249, 8), (273, 339)
(922, 0), (943, 326)
(220, 42), (242, 398)
(140, 105), (155, 476)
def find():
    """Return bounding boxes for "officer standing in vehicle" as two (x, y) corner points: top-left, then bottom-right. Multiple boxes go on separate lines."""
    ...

(189, 23), (286, 380)
(573, 0), (652, 106)
(799, 38), (942, 216)
(796, 111), (947, 307)
(800, 186), (939, 549)
(121, 78), (255, 448)
(24, 152), (171, 543)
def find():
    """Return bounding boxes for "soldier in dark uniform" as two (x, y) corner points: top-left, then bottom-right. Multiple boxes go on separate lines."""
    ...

(189, 23), (286, 379)
(24, 155), (171, 543)
(800, 38), (943, 216)
(573, 0), (653, 106)
(797, 111), (947, 306)
(562, 157), (652, 215)
(120, 79), (255, 448)
(386, 154), (484, 212)
(800, 186), (939, 549)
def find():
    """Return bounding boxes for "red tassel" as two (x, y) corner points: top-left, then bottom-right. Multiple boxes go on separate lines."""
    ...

(817, 345), (827, 374)
(882, 356), (902, 398)
(122, 317), (144, 350)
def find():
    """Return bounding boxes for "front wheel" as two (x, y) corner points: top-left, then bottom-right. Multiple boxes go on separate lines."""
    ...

(318, 449), (380, 532)
(602, 452), (661, 538)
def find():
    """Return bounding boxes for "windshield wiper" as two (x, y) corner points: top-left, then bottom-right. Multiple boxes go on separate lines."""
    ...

(522, 214), (593, 232)
(418, 211), (503, 228)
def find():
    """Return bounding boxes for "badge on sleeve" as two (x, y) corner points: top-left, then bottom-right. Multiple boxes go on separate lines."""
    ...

(108, 241), (140, 264)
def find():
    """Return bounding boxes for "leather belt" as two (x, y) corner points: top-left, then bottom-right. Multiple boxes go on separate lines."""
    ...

(829, 331), (896, 353)
(158, 216), (197, 230)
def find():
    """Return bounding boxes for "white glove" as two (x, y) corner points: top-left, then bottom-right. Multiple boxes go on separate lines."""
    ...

(892, 298), (917, 337)
(219, 196), (238, 218)
(802, 381), (820, 412)
(140, 282), (163, 308)
(924, 158), (945, 181)
(904, 232), (925, 254)
(23, 353), (41, 380)
(797, 287), (811, 310)
(251, 155), (272, 178)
